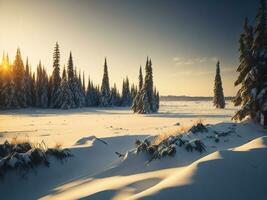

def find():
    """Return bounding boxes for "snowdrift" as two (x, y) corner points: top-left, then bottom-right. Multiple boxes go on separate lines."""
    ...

(0, 121), (266, 200)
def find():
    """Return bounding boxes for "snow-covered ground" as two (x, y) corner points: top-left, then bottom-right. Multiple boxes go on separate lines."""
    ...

(0, 101), (236, 146)
(1, 101), (267, 200)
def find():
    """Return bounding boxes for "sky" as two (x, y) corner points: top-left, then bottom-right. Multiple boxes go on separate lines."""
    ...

(0, 0), (259, 96)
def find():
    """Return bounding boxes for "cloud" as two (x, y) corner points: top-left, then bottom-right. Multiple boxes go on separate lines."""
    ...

(173, 57), (181, 62)
(173, 57), (206, 66)
(210, 57), (219, 62)
(173, 56), (218, 66)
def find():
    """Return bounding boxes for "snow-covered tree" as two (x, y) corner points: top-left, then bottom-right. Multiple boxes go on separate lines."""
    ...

(35, 62), (49, 108)
(252, 0), (267, 121)
(86, 77), (100, 107)
(233, 0), (267, 122)
(153, 87), (160, 111)
(24, 58), (33, 106)
(233, 18), (255, 120)
(121, 77), (131, 106)
(156, 91), (160, 111)
(50, 42), (61, 108)
(110, 83), (120, 106)
(138, 66), (143, 91)
(213, 61), (225, 109)
(132, 58), (159, 113)
(130, 83), (138, 102)
(85, 77), (94, 106)
(0, 53), (18, 108)
(82, 71), (86, 95)
(66, 53), (84, 108)
(58, 67), (74, 109)
(100, 58), (110, 106)
(13, 48), (26, 107)
(31, 72), (36, 106)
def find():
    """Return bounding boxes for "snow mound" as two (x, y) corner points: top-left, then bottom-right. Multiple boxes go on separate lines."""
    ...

(133, 136), (267, 200)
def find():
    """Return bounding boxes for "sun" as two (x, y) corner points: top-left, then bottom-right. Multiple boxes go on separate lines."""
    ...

(2, 64), (8, 70)
(1, 63), (9, 71)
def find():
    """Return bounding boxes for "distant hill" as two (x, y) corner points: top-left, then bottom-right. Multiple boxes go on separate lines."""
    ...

(160, 95), (234, 101)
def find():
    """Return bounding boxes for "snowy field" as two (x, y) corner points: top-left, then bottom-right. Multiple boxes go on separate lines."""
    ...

(1, 101), (267, 200)
(0, 101), (236, 147)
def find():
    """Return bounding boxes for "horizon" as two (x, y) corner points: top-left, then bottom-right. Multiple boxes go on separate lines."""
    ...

(0, 0), (259, 96)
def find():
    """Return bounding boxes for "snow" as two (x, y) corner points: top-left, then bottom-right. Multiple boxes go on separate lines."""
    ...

(0, 100), (266, 200)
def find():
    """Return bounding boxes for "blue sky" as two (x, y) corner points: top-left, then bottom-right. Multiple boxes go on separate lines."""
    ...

(0, 0), (259, 96)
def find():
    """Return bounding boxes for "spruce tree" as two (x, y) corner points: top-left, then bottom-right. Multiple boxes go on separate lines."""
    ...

(156, 91), (160, 111)
(152, 87), (160, 112)
(24, 58), (33, 106)
(233, 18), (255, 120)
(58, 67), (74, 109)
(71, 67), (85, 108)
(252, 0), (267, 121)
(138, 66), (143, 91)
(31, 72), (36, 107)
(13, 48), (26, 107)
(82, 71), (86, 95)
(67, 53), (80, 108)
(0, 53), (8, 107)
(130, 84), (138, 103)
(100, 58), (110, 106)
(110, 83), (120, 106)
(233, 0), (267, 121)
(85, 77), (94, 106)
(0, 53), (18, 108)
(121, 77), (131, 106)
(35, 62), (49, 108)
(132, 57), (159, 113)
(213, 61), (225, 109)
(50, 42), (61, 108)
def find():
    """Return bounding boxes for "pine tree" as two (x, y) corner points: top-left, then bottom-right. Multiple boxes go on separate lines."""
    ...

(67, 53), (79, 108)
(233, 18), (255, 120)
(82, 71), (86, 95)
(78, 70), (85, 106)
(213, 61), (225, 109)
(13, 48), (26, 107)
(0, 53), (5, 106)
(0, 53), (18, 108)
(110, 83), (120, 106)
(31, 72), (36, 107)
(132, 57), (159, 113)
(100, 58), (110, 106)
(152, 87), (160, 112)
(156, 91), (160, 110)
(0, 53), (7, 106)
(71, 67), (85, 108)
(50, 42), (61, 108)
(58, 67), (74, 109)
(233, 0), (267, 121)
(252, 0), (267, 121)
(85, 77), (94, 106)
(35, 62), (49, 108)
(138, 66), (143, 91)
(130, 83), (138, 103)
(121, 77), (131, 106)
(144, 58), (154, 112)
(24, 58), (33, 106)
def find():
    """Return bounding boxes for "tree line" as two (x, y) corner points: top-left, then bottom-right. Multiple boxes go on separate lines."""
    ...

(0, 43), (159, 113)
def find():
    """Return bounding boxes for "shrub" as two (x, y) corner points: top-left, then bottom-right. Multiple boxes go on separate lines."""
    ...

(0, 140), (72, 178)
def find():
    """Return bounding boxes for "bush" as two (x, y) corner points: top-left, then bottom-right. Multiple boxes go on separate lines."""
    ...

(0, 140), (72, 178)
(134, 135), (206, 163)
(188, 123), (208, 133)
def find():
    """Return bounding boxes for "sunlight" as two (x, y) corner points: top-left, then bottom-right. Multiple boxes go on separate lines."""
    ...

(2, 63), (8, 70)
